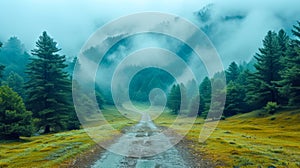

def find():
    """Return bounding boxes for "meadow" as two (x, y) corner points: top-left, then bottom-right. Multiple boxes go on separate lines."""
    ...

(0, 106), (299, 167)
(154, 109), (300, 167)
(0, 106), (135, 168)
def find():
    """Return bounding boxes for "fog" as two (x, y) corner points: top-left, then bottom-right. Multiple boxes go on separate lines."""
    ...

(1, 0), (300, 65)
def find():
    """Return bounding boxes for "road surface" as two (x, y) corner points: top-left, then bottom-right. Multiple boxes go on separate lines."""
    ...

(91, 113), (188, 168)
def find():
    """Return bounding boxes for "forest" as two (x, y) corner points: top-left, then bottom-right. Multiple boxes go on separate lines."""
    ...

(1, 21), (300, 139)
(0, 2), (300, 166)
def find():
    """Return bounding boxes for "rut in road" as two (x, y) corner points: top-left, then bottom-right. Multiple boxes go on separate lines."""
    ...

(91, 114), (188, 168)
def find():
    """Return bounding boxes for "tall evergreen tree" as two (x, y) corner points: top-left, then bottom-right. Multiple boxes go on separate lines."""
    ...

(199, 77), (211, 104)
(208, 78), (226, 120)
(246, 31), (282, 108)
(226, 61), (240, 83)
(167, 84), (181, 114)
(278, 21), (300, 106)
(199, 77), (211, 117)
(277, 29), (290, 58)
(179, 83), (188, 110)
(26, 31), (76, 133)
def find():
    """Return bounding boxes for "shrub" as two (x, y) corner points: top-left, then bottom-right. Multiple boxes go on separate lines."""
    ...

(0, 86), (33, 139)
(264, 102), (279, 114)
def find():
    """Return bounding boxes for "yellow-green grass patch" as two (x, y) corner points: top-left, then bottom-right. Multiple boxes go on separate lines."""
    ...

(154, 109), (300, 168)
(0, 106), (136, 168)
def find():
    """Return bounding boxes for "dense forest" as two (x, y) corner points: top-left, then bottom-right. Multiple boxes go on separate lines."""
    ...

(1, 20), (300, 140)
(167, 22), (300, 119)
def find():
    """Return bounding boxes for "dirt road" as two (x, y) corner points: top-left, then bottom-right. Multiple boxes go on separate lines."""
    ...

(90, 114), (214, 168)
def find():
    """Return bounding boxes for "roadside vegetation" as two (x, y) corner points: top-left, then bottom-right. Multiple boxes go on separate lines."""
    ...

(0, 106), (134, 168)
(154, 108), (300, 167)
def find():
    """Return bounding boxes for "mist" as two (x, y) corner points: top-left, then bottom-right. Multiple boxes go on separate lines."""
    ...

(1, 0), (300, 65)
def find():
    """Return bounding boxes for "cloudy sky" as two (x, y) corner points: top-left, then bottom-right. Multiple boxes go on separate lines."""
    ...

(1, 0), (300, 65)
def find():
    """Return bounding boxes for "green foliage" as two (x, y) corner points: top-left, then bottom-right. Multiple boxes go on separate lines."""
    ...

(188, 95), (200, 117)
(0, 86), (33, 139)
(0, 37), (30, 77)
(246, 31), (284, 108)
(25, 31), (79, 133)
(264, 102), (279, 114)
(72, 80), (102, 123)
(167, 84), (181, 114)
(208, 78), (226, 120)
(3, 71), (25, 98)
(278, 22), (300, 106)
(129, 68), (174, 102)
(224, 81), (246, 117)
(186, 79), (202, 117)
(226, 61), (240, 83)
(179, 83), (188, 110)
(199, 77), (212, 117)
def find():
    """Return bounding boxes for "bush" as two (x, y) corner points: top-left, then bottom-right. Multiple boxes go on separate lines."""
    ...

(0, 86), (33, 139)
(264, 102), (279, 114)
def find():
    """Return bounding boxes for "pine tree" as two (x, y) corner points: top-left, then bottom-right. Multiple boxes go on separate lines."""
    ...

(0, 86), (33, 139)
(199, 77), (211, 117)
(167, 84), (181, 114)
(3, 72), (25, 98)
(0, 43), (4, 82)
(275, 29), (290, 105)
(188, 95), (200, 117)
(25, 31), (76, 133)
(278, 21), (300, 106)
(179, 83), (188, 110)
(0, 37), (30, 77)
(224, 81), (246, 117)
(246, 31), (282, 108)
(226, 61), (240, 83)
(277, 29), (290, 58)
(208, 78), (226, 120)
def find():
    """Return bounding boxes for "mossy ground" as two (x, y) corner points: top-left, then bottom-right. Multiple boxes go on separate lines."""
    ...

(154, 109), (300, 168)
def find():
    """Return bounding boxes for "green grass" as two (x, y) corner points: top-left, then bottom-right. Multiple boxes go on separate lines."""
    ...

(0, 106), (135, 168)
(154, 109), (300, 168)
(2, 105), (299, 168)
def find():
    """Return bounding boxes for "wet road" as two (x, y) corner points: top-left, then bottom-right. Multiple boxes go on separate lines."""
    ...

(91, 114), (188, 168)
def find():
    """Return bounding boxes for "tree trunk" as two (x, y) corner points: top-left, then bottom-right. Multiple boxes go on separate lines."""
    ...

(44, 125), (50, 133)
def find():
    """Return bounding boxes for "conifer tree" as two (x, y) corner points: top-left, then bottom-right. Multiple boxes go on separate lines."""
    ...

(167, 84), (181, 114)
(278, 22), (300, 106)
(246, 31), (282, 108)
(199, 77), (211, 117)
(0, 86), (33, 139)
(226, 61), (240, 83)
(26, 31), (77, 133)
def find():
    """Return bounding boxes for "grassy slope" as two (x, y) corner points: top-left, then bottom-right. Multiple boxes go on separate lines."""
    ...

(154, 109), (300, 168)
(0, 106), (135, 168)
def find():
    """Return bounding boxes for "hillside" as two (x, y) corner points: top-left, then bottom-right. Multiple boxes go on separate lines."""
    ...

(155, 109), (300, 167)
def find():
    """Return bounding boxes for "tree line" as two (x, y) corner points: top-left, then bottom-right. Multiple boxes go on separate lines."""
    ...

(167, 21), (300, 118)
(1, 21), (300, 139)
(0, 32), (85, 139)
